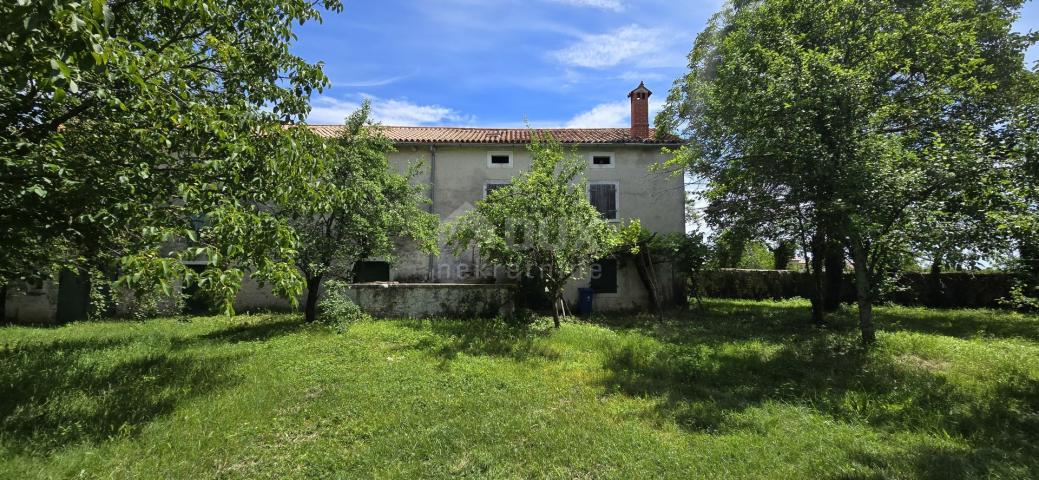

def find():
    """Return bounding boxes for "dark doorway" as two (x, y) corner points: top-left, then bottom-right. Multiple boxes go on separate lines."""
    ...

(354, 261), (391, 283)
(591, 259), (618, 294)
(56, 269), (90, 323)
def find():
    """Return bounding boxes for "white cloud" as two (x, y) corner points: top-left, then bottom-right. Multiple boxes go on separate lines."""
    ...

(564, 99), (665, 128)
(330, 72), (415, 88)
(308, 95), (468, 126)
(551, 25), (671, 68)
(547, 0), (624, 12)
(564, 101), (630, 128)
(616, 70), (668, 83)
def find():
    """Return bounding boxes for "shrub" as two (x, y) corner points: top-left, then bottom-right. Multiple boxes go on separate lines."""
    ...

(317, 280), (371, 331)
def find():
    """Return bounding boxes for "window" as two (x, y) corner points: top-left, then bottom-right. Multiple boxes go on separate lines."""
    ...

(589, 152), (614, 169)
(588, 182), (618, 220)
(354, 261), (390, 282)
(484, 181), (509, 198)
(487, 151), (513, 168)
(590, 259), (618, 294)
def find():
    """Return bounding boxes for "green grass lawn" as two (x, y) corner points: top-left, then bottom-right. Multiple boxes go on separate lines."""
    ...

(1, 300), (1037, 479)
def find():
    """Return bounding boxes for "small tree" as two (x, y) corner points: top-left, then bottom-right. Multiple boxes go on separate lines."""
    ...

(282, 103), (438, 323)
(447, 135), (619, 327)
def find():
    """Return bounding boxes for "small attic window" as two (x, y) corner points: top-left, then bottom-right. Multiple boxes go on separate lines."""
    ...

(487, 152), (513, 168)
(590, 153), (614, 168)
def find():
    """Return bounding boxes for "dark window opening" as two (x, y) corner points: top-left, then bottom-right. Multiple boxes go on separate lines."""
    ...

(592, 155), (612, 166)
(490, 154), (511, 165)
(485, 183), (508, 197)
(589, 183), (618, 220)
(590, 259), (618, 294)
(354, 261), (391, 283)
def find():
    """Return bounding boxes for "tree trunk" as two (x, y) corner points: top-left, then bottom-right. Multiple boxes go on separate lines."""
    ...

(823, 240), (845, 312)
(771, 240), (795, 270)
(850, 241), (877, 346)
(928, 257), (944, 308)
(0, 284), (7, 323)
(552, 294), (561, 328)
(634, 248), (663, 321)
(304, 275), (322, 323)
(810, 233), (826, 325)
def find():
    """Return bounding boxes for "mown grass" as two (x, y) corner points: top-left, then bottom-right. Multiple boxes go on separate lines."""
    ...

(1, 299), (1037, 478)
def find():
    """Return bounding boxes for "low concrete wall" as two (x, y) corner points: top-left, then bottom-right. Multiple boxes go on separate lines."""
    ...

(4, 281), (59, 324)
(343, 283), (515, 318)
(701, 269), (1015, 309)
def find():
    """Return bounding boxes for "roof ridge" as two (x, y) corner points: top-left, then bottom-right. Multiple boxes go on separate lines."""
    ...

(306, 124), (630, 131)
(303, 124), (681, 144)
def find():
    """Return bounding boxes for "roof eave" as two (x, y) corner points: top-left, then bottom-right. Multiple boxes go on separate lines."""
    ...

(390, 141), (682, 147)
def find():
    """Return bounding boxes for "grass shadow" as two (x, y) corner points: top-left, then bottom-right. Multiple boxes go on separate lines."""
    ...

(0, 316), (305, 455)
(873, 307), (1039, 341)
(194, 315), (305, 344)
(598, 300), (1039, 476)
(0, 337), (243, 455)
(395, 317), (561, 362)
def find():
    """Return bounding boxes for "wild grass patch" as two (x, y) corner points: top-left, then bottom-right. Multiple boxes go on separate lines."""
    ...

(1, 300), (1036, 478)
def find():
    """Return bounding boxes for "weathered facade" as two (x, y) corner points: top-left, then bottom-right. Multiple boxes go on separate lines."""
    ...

(3, 84), (685, 322)
(309, 83), (686, 312)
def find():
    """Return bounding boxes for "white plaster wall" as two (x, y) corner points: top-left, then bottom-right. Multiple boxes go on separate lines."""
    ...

(385, 143), (686, 311)
(233, 273), (295, 313)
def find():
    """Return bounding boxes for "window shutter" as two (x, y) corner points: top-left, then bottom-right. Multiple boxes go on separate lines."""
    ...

(589, 184), (617, 219)
(486, 183), (507, 197)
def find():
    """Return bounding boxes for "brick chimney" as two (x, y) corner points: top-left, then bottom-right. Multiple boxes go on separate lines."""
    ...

(628, 82), (652, 139)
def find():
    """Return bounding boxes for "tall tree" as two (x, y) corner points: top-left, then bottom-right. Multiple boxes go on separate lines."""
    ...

(658, 0), (1037, 344)
(446, 135), (621, 327)
(1, 0), (342, 312)
(280, 104), (438, 323)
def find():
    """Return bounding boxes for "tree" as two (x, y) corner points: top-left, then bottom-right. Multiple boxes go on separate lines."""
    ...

(1, 0), (343, 314)
(446, 135), (621, 327)
(280, 104), (438, 323)
(658, 0), (1036, 344)
(771, 240), (796, 271)
(615, 224), (712, 315)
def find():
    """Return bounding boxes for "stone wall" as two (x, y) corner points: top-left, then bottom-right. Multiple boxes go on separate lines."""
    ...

(700, 269), (1015, 309)
(3, 281), (59, 324)
(342, 283), (515, 319)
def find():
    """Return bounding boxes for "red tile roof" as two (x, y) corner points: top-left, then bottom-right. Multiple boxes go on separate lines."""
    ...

(305, 125), (680, 145)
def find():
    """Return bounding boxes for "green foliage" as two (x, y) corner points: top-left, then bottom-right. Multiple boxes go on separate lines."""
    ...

(2, 301), (1038, 477)
(278, 103), (438, 322)
(737, 242), (773, 270)
(659, 0), (1038, 342)
(285, 103), (438, 282)
(712, 230), (773, 270)
(446, 134), (620, 320)
(316, 280), (370, 332)
(1, 0), (344, 313)
(771, 241), (797, 271)
(713, 229), (748, 269)
(613, 220), (711, 276)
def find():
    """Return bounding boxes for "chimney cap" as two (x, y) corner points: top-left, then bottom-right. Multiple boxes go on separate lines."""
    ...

(628, 81), (652, 97)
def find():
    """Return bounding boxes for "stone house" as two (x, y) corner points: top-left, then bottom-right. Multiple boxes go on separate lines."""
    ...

(306, 82), (686, 312)
(3, 83), (685, 322)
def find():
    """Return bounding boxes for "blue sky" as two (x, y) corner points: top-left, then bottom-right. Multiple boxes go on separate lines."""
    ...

(293, 0), (1039, 128)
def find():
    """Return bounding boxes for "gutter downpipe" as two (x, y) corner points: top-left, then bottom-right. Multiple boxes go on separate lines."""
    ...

(427, 144), (437, 282)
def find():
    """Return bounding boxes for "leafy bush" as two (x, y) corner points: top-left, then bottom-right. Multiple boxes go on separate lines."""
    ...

(317, 280), (370, 331)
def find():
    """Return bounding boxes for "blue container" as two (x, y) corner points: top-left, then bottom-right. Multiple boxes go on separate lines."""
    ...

(578, 288), (595, 315)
